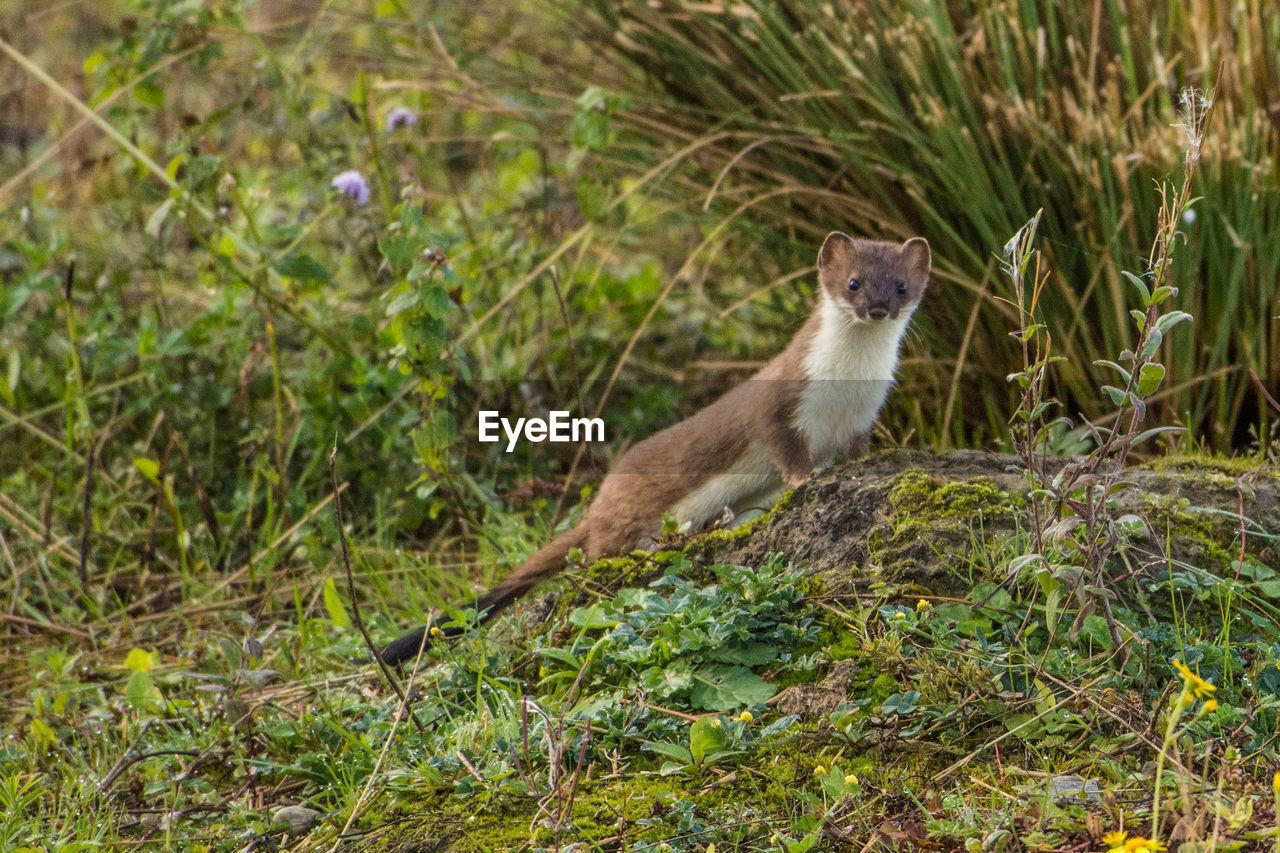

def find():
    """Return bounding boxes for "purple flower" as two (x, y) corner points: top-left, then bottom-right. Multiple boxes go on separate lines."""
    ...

(385, 106), (417, 132)
(331, 170), (370, 206)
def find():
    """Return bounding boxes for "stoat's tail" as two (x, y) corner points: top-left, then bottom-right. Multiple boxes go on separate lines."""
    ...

(379, 524), (589, 666)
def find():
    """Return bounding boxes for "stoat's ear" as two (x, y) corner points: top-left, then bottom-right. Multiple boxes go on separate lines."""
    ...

(818, 231), (857, 270)
(901, 237), (931, 277)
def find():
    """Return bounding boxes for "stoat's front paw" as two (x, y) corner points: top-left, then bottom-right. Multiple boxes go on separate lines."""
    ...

(785, 471), (809, 489)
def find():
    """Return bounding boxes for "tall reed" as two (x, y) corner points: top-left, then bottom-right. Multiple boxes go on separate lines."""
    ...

(554, 0), (1280, 448)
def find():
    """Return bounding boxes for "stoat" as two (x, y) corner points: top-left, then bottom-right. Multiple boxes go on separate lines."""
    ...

(381, 232), (931, 666)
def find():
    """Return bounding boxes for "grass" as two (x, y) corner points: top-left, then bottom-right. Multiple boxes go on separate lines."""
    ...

(1, 0), (1279, 850)
(548, 0), (1280, 449)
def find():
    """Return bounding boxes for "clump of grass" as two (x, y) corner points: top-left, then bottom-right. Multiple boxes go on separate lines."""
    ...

(552, 0), (1280, 449)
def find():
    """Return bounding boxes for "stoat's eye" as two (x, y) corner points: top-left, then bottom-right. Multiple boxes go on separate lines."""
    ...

(847, 278), (861, 292)
(896, 280), (908, 295)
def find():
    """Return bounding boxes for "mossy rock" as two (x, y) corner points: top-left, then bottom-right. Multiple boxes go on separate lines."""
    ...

(686, 448), (1280, 600)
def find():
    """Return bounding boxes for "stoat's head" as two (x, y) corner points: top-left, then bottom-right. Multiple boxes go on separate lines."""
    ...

(817, 233), (931, 322)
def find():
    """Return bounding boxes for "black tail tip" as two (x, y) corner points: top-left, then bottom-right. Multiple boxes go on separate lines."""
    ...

(377, 622), (466, 667)
(378, 626), (430, 667)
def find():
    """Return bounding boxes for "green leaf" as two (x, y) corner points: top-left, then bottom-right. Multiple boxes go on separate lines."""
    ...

(710, 642), (779, 666)
(164, 153), (187, 182)
(133, 457), (161, 485)
(133, 80), (165, 109)
(419, 316), (446, 362)
(784, 829), (824, 853)
(273, 253), (331, 283)
(1010, 323), (1045, 343)
(760, 714), (800, 737)
(1138, 327), (1163, 360)
(575, 175), (609, 221)
(82, 49), (108, 75)
(323, 578), (351, 629)
(1121, 270), (1151, 304)
(399, 202), (423, 229)
(640, 662), (695, 697)
(1137, 362), (1165, 396)
(1008, 553), (1045, 574)
(567, 602), (619, 629)
(881, 691), (921, 715)
(1093, 360), (1132, 383)
(1044, 586), (1063, 633)
(689, 716), (728, 764)
(217, 636), (243, 669)
(125, 671), (164, 712)
(124, 648), (159, 673)
(145, 198), (174, 239)
(690, 664), (776, 711)
(1081, 615), (1114, 649)
(419, 284), (452, 318)
(1102, 385), (1129, 407)
(216, 232), (237, 258)
(1156, 311), (1194, 335)
(1002, 712), (1036, 734)
(642, 741), (694, 766)
(379, 233), (421, 267)
(535, 647), (583, 669)
(28, 717), (58, 749)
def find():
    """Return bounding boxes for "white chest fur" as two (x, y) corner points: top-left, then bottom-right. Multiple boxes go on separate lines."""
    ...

(793, 297), (913, 464)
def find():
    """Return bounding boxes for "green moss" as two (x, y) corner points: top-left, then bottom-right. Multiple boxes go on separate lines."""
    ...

(855, 469), (1023, 593)
(1139, 493), (1242, 572)
(583, 554), (643, 585)
(364, 754), (811, 852)
(681, 489), (793, 560)
(1143, 451), (1271, 479)
(822, 623), (863, 663)
(888, 470), (1022, 519)
(868, 672), (899, 703)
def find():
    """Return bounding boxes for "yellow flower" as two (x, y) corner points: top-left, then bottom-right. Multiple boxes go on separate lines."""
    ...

(1102, 830), (1127, 848)
(814, 765), (827, 776)
(1202, 699), (1218, 713)
(1172, 658), (1216, 697)
(429, 625), (445, 639)
(710, 718), (722, 728)
(916, 599), (932, 612)
(844, 773), (858, 785)
(736, 711), (753, 723)
(1273, 771), (1280, 792)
